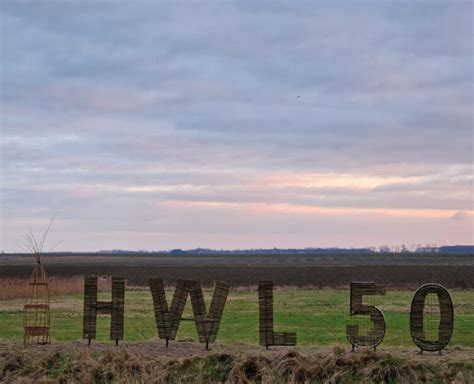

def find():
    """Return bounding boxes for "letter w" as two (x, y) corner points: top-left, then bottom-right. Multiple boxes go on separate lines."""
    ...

(149, 278), (230, 348)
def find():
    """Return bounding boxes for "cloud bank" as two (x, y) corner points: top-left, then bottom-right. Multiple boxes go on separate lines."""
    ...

(1, 1), (472, 251)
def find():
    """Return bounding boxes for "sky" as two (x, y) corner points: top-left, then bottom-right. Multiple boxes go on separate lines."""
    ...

(0, 1), (473, 252)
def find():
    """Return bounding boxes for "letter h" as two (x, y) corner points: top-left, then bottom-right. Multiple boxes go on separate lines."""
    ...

(83, 275), (125, 345)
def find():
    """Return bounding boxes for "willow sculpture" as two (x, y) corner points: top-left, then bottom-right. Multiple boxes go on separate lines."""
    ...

(21, 219), (55, 345)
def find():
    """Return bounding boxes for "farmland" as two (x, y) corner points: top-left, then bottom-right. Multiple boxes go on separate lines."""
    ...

(1, 287), (474, 383)
(1, 287), (473, 347)
(1, 252), (473, 288)
(2, 253), (473, 383)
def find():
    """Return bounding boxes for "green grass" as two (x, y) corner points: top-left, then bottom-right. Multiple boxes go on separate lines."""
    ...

(1, 288), (473, 347)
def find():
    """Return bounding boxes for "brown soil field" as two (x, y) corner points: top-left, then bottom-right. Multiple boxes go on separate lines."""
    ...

(1, 341), (473, 383)
(2, 253), (474, 266)
(1, 264), (473, 289)
(2, 253), (473, 288)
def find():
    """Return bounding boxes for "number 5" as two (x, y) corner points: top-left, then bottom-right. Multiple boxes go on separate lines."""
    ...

(346, 281), (386, 351)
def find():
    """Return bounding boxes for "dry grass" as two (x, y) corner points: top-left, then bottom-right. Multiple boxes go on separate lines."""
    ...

(0, 279), (313, 300)
(0, 276), (111, 300)
(1, 343), (473, 383)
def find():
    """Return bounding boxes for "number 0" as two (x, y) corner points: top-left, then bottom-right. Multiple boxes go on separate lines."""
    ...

(410, 283), (454, 352)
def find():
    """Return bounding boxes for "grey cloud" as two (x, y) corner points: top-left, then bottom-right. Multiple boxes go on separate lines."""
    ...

(1, 1), (472, 250)
(451, 211), (472, 221)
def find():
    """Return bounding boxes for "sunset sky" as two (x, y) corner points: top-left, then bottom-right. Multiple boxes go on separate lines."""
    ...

(1, 1), (472, 252)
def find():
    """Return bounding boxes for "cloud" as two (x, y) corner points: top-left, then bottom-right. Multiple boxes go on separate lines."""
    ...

(1, 1), (472, 251)
(451, 211), (471, 222)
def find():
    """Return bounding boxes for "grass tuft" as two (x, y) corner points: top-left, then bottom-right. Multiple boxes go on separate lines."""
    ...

(1, 343), (474, 383)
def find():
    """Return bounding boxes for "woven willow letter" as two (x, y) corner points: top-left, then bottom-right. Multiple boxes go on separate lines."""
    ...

(149, 278), (230, 348)
(410, 283), (453, 353)
(83, 276), (125, 345)
(258, 281), (296, 348)
(346, 281), (386, 350)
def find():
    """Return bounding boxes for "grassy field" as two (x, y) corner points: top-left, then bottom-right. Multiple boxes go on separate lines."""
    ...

(1, 288), (473, 347)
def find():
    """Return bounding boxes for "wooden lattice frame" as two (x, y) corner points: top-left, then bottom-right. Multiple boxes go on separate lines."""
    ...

(83, 275), (125, 345)
(410, 283), (454, 353)
(149, 278), (230, 349)
(346, 281), (386, 351)
(23, 260), (51, 345)
(21, 220), (56, 346)
(258, 281), (296, 349)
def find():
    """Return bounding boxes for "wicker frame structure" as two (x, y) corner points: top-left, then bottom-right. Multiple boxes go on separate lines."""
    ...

(258, 281), (296, 349)
(149, 278), (230, 349)
(23, 259), (51, 345)
(21, 220), (56, 346)
(83, 275), (125, 346)
(346, 281), (386, 351)
(410, 283), (454, 354)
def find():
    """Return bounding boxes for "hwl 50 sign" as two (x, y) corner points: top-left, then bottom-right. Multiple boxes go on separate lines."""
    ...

(82, 276), (454, 354)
